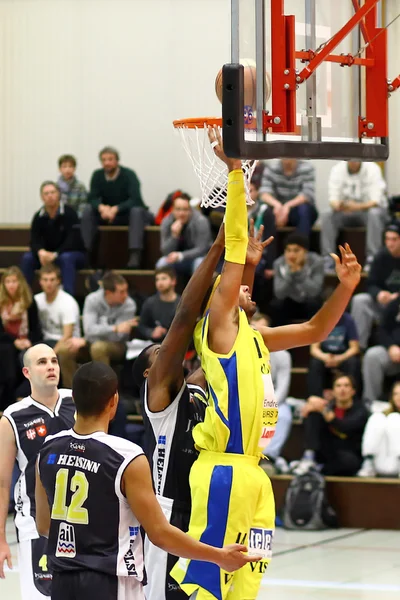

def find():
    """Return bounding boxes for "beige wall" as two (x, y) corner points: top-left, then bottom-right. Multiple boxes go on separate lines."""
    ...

(0, 0), (398, 223)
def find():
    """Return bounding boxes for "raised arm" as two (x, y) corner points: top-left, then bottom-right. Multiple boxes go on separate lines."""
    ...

(206, 128), (248, 354)
(261, 244), (361, 351)
(147, 225), (225, 408)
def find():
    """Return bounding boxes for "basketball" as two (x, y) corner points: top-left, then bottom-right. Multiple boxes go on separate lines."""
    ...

(215, 58), (271, 107)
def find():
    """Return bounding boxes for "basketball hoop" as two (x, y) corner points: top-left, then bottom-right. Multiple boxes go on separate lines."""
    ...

(173, 117), (257, 208)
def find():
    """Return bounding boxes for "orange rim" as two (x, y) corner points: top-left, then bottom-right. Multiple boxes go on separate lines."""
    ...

(173, 117), (222, 129)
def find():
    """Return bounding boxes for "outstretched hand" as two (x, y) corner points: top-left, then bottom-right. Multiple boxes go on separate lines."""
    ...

(246, 219), (274, 266)
(207, 126), (242, 172)
(331, 244), (361, 290)
(217, 543), (262, 573)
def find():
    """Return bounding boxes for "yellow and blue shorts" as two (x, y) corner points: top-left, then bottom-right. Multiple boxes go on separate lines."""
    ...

(170, 451), (275, 600)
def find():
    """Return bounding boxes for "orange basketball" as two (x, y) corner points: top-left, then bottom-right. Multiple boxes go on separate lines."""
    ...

(215, 58), (271, 108)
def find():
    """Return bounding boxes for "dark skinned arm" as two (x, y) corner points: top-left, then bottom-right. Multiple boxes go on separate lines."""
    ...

(146, 228), (224, 412)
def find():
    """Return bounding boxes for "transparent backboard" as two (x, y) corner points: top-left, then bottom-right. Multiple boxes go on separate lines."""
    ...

(235, 0), (384, 145)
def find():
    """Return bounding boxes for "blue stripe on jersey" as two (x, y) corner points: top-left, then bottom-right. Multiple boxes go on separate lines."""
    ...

(182, 465), (233, 600)
(209, 384), (229, 429)
(219, 353), (244, 454)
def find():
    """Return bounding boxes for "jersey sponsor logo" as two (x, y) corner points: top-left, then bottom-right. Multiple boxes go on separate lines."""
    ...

(47, 454), (57, 465)
(261, 428), (275, 439)
(23, 417), (45, 429)
(156, 435), (166, 495)
(26, 428), (36, 440)
(36, 425), (47, 437)
(57, 454), (100, 473)
(249, 560), (269, 574)
(69, 442), (86, 453)
(248, 528), (273, 560)
(55, 523), (76, 558)
(263, 399), (278, 409)
(124, 526), (139, 576)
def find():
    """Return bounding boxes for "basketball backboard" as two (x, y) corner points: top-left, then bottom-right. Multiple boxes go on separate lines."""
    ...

(223, 0), (391, 160)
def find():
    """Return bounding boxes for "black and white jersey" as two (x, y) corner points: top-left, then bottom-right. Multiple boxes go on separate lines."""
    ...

(38, 429), (145, 581)
(2, 390), (75, 542)
(141, 380), (207, 508)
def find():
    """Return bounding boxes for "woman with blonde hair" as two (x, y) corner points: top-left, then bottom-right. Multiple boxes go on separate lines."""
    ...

(358, 381), (400, 477)
(0, 266), (42, 408)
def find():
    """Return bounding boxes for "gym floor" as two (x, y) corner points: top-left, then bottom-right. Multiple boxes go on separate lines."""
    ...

(2, 517), (399, 599)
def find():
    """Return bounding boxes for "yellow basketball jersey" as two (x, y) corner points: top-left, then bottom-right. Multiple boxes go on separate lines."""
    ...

(193, 308), (278, 457)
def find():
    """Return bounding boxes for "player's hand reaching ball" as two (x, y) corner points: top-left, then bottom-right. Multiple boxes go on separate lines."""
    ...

(217, 544), (262, 572)
(207, 126), (242, 172)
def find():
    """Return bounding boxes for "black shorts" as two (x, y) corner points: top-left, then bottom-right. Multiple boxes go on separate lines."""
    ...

(52, 570), (143, 600)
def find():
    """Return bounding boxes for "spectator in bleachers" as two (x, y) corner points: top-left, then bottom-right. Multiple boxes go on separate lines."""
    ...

(154, 189), (189, 225)
(308, 307), (361, 397)
(251, 313), (293, 473)
(269, 233), (324, 326)
(34, 264), (81, 352)
(81, 146), (152, 269)
(156, 194), (212, 276)
(358, 381), (400, 477)
(293, 373), (369, 476)
(136, 267), (180, 343)
(351, 222), (400, 350)
(0, 267), (42, 409)
(57, 271), (137, 387)
(57, 154), (88, 218)
(362, 295), (400, 404)
(21, 181), (85, 295)
(259, 159), (318, 236)
(321, 160), (387, 273)
(248, 181), (277, 270)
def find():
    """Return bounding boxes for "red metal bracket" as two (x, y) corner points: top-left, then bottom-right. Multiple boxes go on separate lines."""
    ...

(266, 0), (389, 138)
(388, 76), (400, 94)
(266, 0), (297, 133)
(297, 0), (380, 83)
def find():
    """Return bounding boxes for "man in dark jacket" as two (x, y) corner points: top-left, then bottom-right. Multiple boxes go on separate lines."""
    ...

(293, 373), (369, 476)
(363, 295), (400, 402)
(351, 222), (400, 349)
(21, 181), (85, 295)
(136, 268), (180, 342)
(81, 146), (153, 268)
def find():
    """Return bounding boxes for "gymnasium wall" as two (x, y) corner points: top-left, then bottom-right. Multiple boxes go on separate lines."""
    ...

(0, 0), (398, 224)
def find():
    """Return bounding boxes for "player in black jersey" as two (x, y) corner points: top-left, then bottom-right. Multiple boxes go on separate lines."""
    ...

(132, 227), (226, 599)
(35, 362), (258, 600)
(0, 343), (75, 599)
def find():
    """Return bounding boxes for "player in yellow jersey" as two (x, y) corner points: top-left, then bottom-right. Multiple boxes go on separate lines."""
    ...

(171, 128), (361, 600)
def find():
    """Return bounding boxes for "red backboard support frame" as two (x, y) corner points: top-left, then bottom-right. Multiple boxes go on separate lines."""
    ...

(265, 0), (390, 138)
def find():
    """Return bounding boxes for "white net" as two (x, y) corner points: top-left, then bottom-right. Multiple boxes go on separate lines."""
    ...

(174, 121), (257, 208)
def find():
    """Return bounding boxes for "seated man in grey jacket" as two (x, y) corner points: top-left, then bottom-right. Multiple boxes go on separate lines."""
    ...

(156, 194), (212, 276)
(57, 271), (137, 387)
(270, 233), (324, 326)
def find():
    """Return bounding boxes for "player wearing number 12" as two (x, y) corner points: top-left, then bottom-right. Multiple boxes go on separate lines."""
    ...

(171, 128), (362, 600)
(35, 362), (259, 600)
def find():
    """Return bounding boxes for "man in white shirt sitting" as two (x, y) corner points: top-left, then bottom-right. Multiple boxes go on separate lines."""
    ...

(321, 160), (388, 272)
(35, 263), (81, 353)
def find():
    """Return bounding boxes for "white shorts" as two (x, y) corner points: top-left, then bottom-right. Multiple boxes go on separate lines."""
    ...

(144, 495), (173, 600)
(18, 537), (52, 599)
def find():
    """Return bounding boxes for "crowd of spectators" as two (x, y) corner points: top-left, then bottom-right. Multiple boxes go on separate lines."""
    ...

(1, 152), (400, 480)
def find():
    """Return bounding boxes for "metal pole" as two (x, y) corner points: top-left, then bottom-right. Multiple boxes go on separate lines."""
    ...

(231, 0), (240, 63)
(255, 0), (266, 139)
(304, 0), (320, 141)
